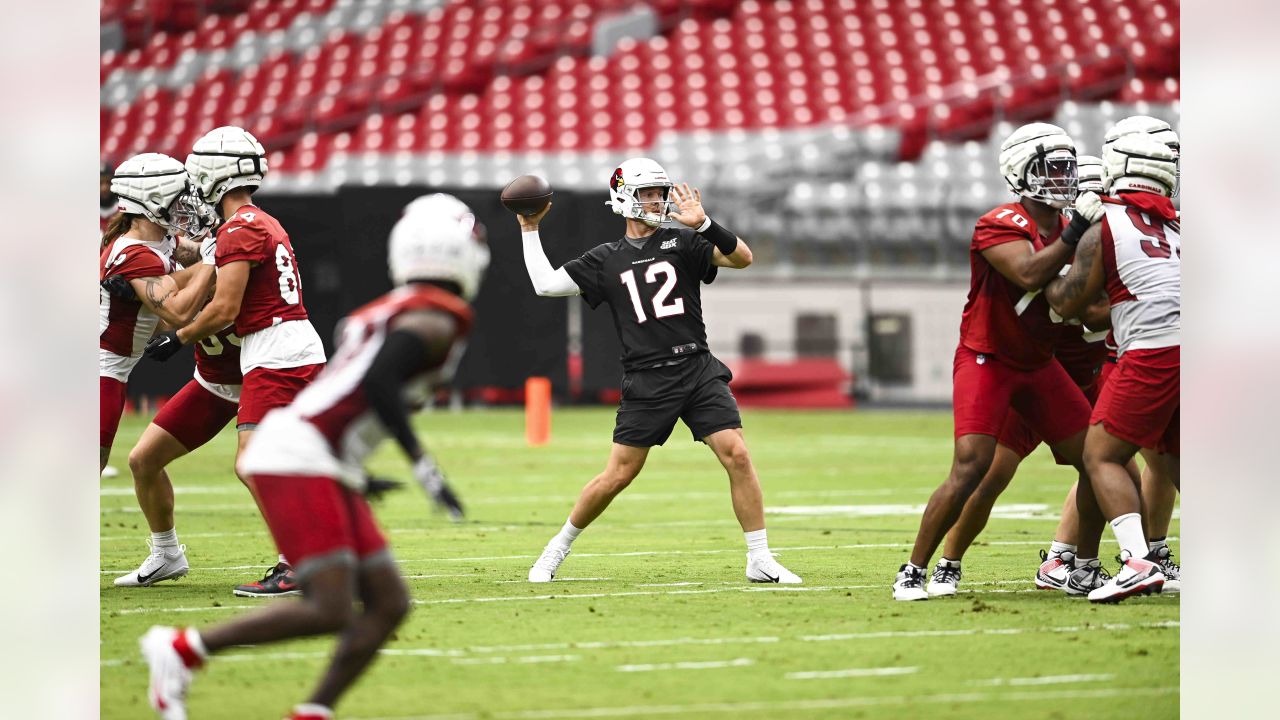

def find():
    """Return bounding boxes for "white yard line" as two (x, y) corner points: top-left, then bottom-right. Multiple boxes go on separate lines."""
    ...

(786, 666), (919, 680)
(970, 673), (1116, 687)
(101, 621), (1177, 666)
(616, 658), (754, 672)
(345, 686), (1178, 720)
(493, 578), (610, 584)
(102, 538), (1178, 574)
(452, 655), (581, 666)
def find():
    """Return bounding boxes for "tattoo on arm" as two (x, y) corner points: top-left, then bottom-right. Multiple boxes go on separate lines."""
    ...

(142, 277), (174, 308)
(1046, 227), (1100, 314)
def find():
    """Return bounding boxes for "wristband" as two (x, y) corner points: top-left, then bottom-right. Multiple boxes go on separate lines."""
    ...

(698, 216), (738, 255)
(1059, 212), (1091, 248)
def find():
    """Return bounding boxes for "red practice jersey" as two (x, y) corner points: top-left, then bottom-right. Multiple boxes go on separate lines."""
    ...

(958, 202), (1067, 370)
(1099, 194), (1181, 354)
(193, 323), (245, 386)
(215, 204), (310, 336)
(293, 285), (473, 459)
(99, 236), (175, 379)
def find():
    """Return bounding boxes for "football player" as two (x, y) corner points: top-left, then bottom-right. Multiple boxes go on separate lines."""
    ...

(100, 154), (217, 476)
(140, 193), (487, 720)
(144, 126), (328, 597)
(893, 123), (1104, 601)
(927, 155), (1118, 598)
(518, 158), (802, 584)
(1043, 133), (1180, 603)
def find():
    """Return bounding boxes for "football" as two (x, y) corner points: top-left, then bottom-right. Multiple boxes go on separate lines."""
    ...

(500, 174), (553, 216)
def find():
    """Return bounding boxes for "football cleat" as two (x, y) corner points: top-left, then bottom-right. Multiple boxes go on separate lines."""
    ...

(1150, 544), (1181, 594)
(429, 481), (466, 523)
(232, 562), (300, 598)
(102, 464), (121, 478)
(893, 564), (929, 601)
(1035, 548), (1075, 591)
(1087, 555), (1166, 604)
(115, 541), (190, 587)
(140, 626), (194, 720)
(746, 553), (803, 584)
(528, 544), (571, 583)
(286, 704), (334, 720)
(926, 559), (962, 597)
(1064, 559), (1111, 597)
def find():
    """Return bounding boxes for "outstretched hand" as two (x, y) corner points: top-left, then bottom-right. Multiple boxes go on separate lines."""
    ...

(667, 183), (706, 228)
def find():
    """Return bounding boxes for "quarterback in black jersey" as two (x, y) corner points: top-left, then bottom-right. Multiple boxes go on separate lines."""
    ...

(519, 157), (802, 585)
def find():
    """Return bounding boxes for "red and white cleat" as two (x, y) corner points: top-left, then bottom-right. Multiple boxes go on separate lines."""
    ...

(1035, 548), (1073, 591)
(286, 703), (334, 720)
(140, 626), (198, 720)
(1087, 556), (1166, 604)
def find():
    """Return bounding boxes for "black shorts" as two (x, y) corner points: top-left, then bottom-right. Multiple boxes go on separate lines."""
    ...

(613, 352), (743, 447)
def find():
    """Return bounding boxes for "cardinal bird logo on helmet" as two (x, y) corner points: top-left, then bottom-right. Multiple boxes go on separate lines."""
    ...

(611, 167), (625, 192)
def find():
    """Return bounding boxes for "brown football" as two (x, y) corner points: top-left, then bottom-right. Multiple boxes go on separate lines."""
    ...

(500, 174), (553, 216)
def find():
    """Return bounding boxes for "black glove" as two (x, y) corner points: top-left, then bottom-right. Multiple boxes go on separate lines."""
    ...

(363, 475), (405, 502)
(101, 275), (137, 301)
(144, 332), (186, 361)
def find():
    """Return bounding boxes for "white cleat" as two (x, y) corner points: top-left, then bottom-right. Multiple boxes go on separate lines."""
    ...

(746, 553), (802, 584)
(528, 544), (571, 582)
(926, 559), (961, 597)
(102, 464), (121, 478)
(1035, 549), (1074, 591)
(1150, 545), (1180, 594)
(140, 626), (193, 720)
(893, 564), (929, 601)
(1088, 556), (1165, 604)
(115, 542), (190, 587)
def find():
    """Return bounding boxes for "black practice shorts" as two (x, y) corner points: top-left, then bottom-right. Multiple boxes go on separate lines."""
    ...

(613, 352), (743, 448)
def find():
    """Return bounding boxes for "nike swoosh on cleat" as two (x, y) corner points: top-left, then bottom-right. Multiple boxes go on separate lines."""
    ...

(136, 567), (163, 584)
(759, 572), (779, 582)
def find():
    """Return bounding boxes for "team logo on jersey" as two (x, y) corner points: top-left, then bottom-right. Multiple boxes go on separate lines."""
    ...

(660, 239), (677, 250)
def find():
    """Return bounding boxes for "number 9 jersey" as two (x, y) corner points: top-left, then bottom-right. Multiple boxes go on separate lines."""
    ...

(215, 204), (311, 337)
(563, 226), (717, 372)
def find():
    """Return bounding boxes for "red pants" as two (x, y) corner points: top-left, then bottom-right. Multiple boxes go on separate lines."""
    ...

(152, 379), (239, 451)
(252, 473), (389, 577)
(1091, 346), (1179, 455)
(100, 376), (127, 449)
(953, 346), (1091, 446)
(238, 363), (324, 426)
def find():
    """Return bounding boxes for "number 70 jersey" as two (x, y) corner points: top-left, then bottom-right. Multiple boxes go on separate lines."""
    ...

(214, 203), (310, 337)
(1100, 197), (1181, 355)
(563, 226), (719, 372)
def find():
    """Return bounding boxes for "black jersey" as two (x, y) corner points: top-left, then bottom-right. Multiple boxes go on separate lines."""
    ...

(564, 226), (718, 372)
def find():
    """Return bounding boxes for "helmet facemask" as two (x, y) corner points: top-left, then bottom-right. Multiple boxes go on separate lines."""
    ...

(1023, 147), (1078, 209)
(168, 188), (219, 239)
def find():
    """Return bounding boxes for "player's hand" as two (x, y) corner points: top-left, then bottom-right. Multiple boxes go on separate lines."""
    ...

(413, 455), (465, 521)
(199, 234), (217, 265)
(518, 201), (552, 231)
(1072, 191), (1104, 224)
(363, 474), (405, 502)
(101, 274), (137, 301)
(144, 331), (186, 361)
(667, 183), (706, 228)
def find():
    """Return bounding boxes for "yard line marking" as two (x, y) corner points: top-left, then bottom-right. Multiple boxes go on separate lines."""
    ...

(494, 577), (610, 584)
(345, 686), (1178, 719)
(101, 623), (1175, 667)
(768, 503), (1048, 518)
(452, 655), (581, 666)
(970, 673), (1115, 687)
(101, 537), (1178, 574)
(617, 658), (754, 672)
(402, 574), (481, 580)
(786, 666), (918, 680)
(100, 486), (244, 496)
(413, 585), (872, 606)
(635, 582), (703, 587)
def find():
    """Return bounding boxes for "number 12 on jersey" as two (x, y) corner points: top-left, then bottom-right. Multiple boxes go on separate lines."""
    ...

(619, 261), (684, 323)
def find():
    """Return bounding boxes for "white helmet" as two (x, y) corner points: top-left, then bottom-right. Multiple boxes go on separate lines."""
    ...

(388, 193), (490, 301)
(998, 122), (1078, 209)
(111, 152), (207, 235)
(607, 157), (674, 227)
(185, 126), (268, 206)
(1102, 133), (1178, 198)
(1077, 154), (1105, 194)
(1103, 115), (1180, 196)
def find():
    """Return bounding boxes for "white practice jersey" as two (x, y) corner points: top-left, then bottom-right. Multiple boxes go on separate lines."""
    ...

(1100, 199), (1181, 354)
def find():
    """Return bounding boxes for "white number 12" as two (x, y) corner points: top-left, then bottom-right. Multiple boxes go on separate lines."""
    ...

(619, 261), (684, 323)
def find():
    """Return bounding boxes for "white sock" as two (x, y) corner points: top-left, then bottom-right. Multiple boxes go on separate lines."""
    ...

(551, 519), (583, 548)
(1110, 513), (1149, 561)
(744, 529), (769, 559)
(906, 561), (926, 573)
(938, 557), (961, 569)
(278, 554), (288, 566)
(151, 528), (179, 550)
(1049, 541), (1077, 557)
(1148, 536), (1168, 552)
(1074, 556), (1099, 569)
(292, 704), (334, 718)
(184, 628), (208, 661)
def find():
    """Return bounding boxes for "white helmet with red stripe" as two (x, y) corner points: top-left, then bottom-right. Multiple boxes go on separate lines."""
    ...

(388, 193), (490, 300)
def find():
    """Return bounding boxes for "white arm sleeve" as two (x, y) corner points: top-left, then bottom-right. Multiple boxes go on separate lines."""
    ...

(522, 230), (581, 297)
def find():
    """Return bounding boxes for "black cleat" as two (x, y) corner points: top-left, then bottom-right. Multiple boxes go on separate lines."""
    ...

(233, 562), (300, 598)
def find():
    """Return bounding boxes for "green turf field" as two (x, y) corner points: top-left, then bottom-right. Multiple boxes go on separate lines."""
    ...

(100, 408), (1179, 719)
